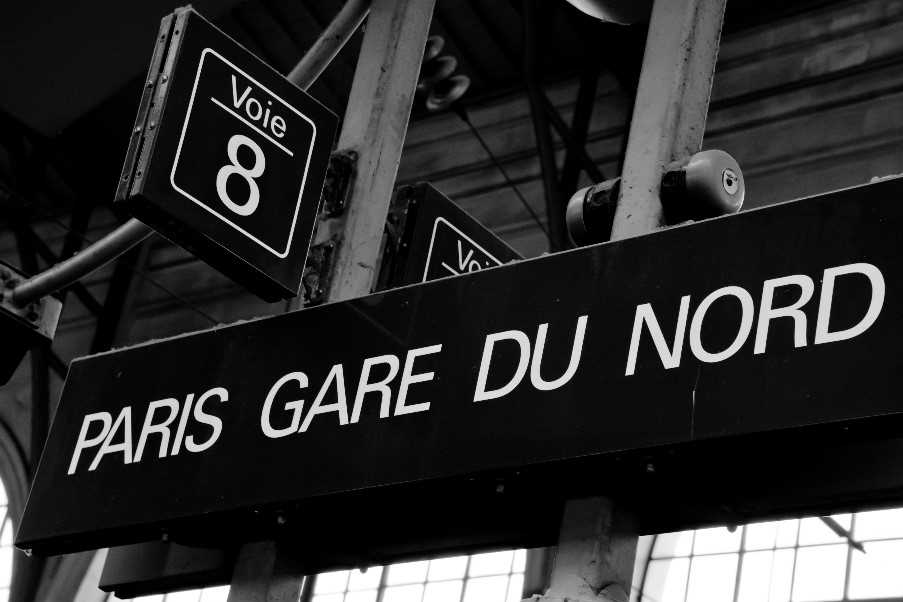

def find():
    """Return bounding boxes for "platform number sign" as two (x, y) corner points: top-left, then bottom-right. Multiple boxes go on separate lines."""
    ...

(117, 8), (337, 301)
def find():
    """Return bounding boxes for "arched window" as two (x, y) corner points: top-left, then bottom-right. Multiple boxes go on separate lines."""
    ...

(0, 481), (13, 602)
(641, 508), (903, 602)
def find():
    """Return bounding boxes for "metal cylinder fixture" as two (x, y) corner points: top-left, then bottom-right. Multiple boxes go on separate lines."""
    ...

(661, 149), (745, 222)
(566, 150), (744, 246)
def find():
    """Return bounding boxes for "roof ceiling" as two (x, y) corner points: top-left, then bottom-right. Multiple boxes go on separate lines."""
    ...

(0, 0), (840, 213)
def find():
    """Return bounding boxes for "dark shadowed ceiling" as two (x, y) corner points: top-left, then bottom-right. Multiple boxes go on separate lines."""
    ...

(0, 0), (840, 218)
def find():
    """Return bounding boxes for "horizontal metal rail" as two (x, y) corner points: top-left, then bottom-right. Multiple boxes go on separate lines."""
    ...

(11, 0), (372, 308)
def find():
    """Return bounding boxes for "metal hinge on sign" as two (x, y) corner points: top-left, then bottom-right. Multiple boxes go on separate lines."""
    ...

(300, 151), (358, 306)
(321, 150), (357, 217)
(301, 239), (336, 306)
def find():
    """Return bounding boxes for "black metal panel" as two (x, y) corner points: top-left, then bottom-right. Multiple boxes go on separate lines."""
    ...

(117, 8), (337, 301)
(383, 183), (522, 288)
(17, 177), (903, 560)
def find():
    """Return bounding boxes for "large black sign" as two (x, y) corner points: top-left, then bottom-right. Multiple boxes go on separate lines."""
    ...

(116, 8), (337, 300)
(18, 178), (903, 558)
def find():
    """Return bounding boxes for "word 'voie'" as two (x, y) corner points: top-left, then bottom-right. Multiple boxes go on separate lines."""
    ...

(229, 74), (286, 138)
(67, 387), (227, 475)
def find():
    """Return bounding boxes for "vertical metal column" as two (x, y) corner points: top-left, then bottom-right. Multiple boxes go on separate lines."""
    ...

(611, 0), (726, 240)
(326, 0), (436, 301)
(227, 1), (434, 599)
(538, 1), (726, 601)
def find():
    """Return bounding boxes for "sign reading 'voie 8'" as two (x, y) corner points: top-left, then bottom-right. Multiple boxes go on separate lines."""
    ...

(117, 8), (337, 300)
(171, 48), (316, 258)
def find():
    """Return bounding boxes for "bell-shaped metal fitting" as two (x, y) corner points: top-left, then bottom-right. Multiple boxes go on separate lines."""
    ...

(425, 75), (471, 112)
(417, 55), (458, 94)
(423, 35), (445, 62)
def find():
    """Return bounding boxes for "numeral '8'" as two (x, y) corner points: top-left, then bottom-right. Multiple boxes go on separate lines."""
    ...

(216, 134), (265, 216)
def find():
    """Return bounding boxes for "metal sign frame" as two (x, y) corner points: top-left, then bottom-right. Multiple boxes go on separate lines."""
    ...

(116, 8), (337, 301)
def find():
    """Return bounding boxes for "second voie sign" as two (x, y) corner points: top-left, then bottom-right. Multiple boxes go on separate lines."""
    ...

(18, 178), (903, 555)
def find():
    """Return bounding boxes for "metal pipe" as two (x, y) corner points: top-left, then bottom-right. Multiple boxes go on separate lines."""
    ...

(11, 0), (372, 309)
(287, 0), (371, 90)
(12, 219), (153, 308)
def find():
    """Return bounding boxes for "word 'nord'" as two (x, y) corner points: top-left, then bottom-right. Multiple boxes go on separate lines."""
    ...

(626, 262), (885, 375)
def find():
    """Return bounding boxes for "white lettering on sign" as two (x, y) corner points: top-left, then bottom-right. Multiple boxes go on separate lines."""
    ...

(230, 75), (287, 139)
(442, 241), (486, 276)
(216, 134), (265, 216)
(473, 315), (588, 402)
(260, 343), (443, 440)
(625, 262), (886, 376)
(65, 262), (887, 473)
(67, 387), (228, 475)
(424, 218), (504, 281)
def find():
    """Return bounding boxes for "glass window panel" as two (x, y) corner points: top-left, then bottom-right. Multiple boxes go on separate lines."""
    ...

(0, 524), (11, 547)
(134, 596), (164, 602)
(166, 590), (202, 602)
(0, 485), (8, 505)
(745, 522), (778, 550)
(512, 550), (527, 573)
(387, 561), (429, 585)
(652, 532), (694, 558)
(312, 595), (345, 602)
(506, 574), (524, 602)
(345, 591), (378, 602)
(0, 549), (11, 590)
(643, 558), (690, 602)
(316, 571), (351, 594)
(348, 568), (383, 591)
(686, 553), (738, 602)
(769, 548), (796, 602)
(468, 551), (514, 577)
(693, 527), (741, 555)
(383, 584), (424, 602)
(848, 539), (903, 599)
(738, 550), (774, 602)
(854, 508), (903, 541)
(0, 588), (9, 602)
(199, 586), (229, 602)
(791, 544), (847, 602)
(775, 520), (800, 548)
(423, 580), (462, 602)
(798, 515), (851, 546)
(462, 576), (508, 602)
(428, 556), (468, 581)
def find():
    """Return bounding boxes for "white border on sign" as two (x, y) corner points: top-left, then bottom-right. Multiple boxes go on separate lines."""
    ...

(170, 48), (317, 259)
(422, 217), (504, 282)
